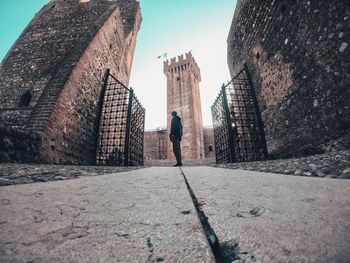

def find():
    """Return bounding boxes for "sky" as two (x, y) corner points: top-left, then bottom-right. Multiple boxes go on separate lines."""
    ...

(0, 0), (237, 130)
(0, 0), (49, 60)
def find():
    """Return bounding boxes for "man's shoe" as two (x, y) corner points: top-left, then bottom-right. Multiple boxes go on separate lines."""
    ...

(174, 163), (182, 167)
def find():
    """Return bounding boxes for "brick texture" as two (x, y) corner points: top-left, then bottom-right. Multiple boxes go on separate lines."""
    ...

(203, 127), (215, 158)
(144, 129), (167, 160)
(227, 0), (350, 157)
(144, 128), (214, 160)
(0, 0), (141, 164)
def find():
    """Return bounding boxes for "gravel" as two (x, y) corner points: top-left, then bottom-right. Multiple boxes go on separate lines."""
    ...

(214, 150), (350, 179)
(0, 164), (140, 186)
(1, 149), (349, 187)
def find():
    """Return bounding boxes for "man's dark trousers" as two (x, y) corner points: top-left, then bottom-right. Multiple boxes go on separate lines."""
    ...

(171, 135), (182, 165)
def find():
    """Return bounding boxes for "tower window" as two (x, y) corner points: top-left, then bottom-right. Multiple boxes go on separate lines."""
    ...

(176, 77), (181, 81)
(18, 90), (32, 107)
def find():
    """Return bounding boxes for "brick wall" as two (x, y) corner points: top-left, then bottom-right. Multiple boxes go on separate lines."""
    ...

(227, 0), (350, 157)
(144, 127), (214, 160)
(144, 130), (167, 160)
(0, 126), (42, 163)
(0, 0), (141, 164)
(203, 127), (215, 158)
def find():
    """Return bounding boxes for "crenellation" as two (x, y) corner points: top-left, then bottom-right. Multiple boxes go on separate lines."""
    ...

(164, 52), (201, 82)
(178, 54), (184, 62)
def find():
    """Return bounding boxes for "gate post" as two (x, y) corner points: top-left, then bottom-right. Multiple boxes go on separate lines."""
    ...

(221, 84), (236, 163)
(141, 110), (145, 166)
(95, 68), (110, 164)
(124, 87), (133, 166)
(211, 104), (219, 164)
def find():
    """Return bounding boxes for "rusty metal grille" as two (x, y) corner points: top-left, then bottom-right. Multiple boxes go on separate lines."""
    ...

(127, 94), (145, 165)
(211, 89), (237, 164)
(96, 69), (145, 166)
(211, 64), (267, 163)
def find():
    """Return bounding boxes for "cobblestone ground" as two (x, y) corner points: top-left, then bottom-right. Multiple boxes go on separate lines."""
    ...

(1, 149), (349, 187)
(148, 150), (350, 179)
(215, 150), (350, 179)
(0, 164), (140, 186)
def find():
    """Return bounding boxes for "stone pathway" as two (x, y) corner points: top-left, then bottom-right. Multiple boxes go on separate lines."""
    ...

(145, 158), (216, 167)
(183, 167), (350, 262)
(1, 149), (348, 188)
(1, 167), (350, 262)
(0, 167), (213, 263)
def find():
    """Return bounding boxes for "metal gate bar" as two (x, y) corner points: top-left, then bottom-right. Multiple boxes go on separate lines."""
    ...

(211, 64), (267, 163)
(128, 90), (145, 165)
(96, 69), (145, 166)
(211, 87), (237, 164)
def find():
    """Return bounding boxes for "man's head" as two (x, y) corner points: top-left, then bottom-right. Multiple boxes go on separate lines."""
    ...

(172, 111), (177, 117)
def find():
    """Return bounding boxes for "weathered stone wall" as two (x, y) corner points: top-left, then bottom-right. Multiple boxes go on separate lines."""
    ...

(228, 0), (350, 157)
(144, 130), (167, 160)
(164, 52), (205, 161)
(0, 126), (42, 163)
(203, 127), (215, 158)
(0, 0), (141, 164)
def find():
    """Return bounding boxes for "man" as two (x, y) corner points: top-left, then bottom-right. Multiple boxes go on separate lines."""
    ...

(170, 111), (183, 166)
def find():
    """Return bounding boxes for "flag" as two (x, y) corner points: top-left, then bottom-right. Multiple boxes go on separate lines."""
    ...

(157, 52), (167, 60)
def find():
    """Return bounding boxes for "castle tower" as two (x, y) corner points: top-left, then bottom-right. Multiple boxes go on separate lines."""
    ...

(164, 52), (205, 160)
(227, 0), (350, 157)
(0, 0), (141, 164)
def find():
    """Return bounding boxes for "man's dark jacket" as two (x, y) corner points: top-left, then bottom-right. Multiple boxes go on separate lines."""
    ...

(170, 116), (182, 140)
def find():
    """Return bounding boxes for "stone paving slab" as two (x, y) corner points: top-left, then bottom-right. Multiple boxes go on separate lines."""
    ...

(182, 167), (350, 263)
(0, 167), (214, 263)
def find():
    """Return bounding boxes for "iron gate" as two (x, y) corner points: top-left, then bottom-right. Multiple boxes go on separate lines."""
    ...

(96, 69), (145, 166)
(211, 64), (267, 163)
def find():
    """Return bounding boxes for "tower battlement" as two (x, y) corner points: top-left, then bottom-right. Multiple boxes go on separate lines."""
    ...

(163, 52), (201, 81)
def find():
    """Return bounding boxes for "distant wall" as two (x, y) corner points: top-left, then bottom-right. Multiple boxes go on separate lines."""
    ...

(144, 127), (214, 160)
(144, 130), (167, 160)
(228, 0), (350, 157)
(203, 127), (215, 158)
(0, 0), (141, 164)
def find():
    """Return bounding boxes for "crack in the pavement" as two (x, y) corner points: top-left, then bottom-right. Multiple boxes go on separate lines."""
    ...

(145, 237), (154, 263)
(179, 168), (258, 262)
(22, 225), (89, 248)
(179, 167), (224, 262)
